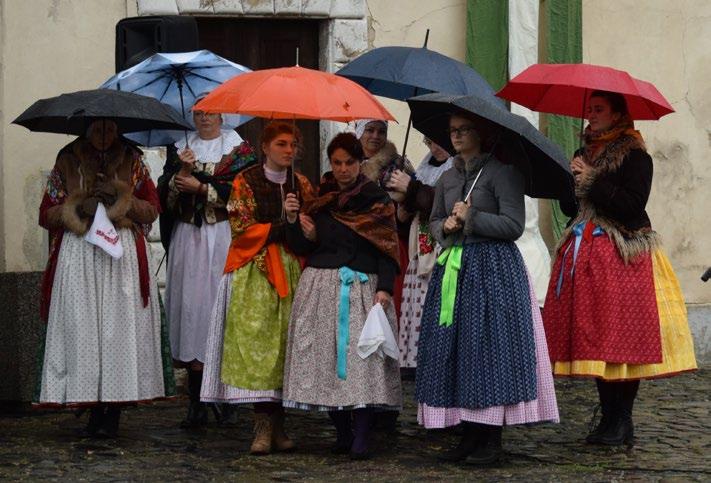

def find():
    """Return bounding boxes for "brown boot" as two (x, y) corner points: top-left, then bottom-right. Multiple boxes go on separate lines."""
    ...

(250, 412), (273, 455)
(270, 409), (296, 452)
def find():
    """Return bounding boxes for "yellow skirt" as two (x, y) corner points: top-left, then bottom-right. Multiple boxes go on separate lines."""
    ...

(553, 250), (697, 380)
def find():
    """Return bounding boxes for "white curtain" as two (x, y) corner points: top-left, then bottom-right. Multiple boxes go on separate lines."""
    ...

(509, 0), (551, 306)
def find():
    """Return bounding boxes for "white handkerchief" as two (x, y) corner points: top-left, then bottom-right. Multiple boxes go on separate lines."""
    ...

(357, 303), (398, 360)
(84, 202), (124, 259)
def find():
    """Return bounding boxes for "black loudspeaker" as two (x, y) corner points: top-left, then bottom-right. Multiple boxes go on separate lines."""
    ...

(115, 16), (199, 72)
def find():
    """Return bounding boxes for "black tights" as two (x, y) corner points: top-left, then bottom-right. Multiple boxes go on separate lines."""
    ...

(596, 379), (640, 414)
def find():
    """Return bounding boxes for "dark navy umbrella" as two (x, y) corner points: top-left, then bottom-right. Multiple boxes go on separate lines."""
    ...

(407, 92), (573, 200)
(336, 36), (505, 157)
(336, 45), (502, 103)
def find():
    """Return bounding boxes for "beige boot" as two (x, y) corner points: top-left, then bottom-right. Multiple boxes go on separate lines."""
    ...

(271, 409), (296, 452)
(250, 412), (272, 455)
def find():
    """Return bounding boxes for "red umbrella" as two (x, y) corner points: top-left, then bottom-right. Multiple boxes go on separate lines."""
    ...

(193, 65), (395, 122)
(496, 63), (674, 120)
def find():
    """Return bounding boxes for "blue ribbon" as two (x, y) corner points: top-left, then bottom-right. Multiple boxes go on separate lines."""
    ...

(337, 267), (369, 380)
(555, 222), (604, 297)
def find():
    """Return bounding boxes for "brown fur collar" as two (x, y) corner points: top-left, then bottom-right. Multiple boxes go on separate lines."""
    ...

(563, 134), (659, 263)
(360, 141), (400, 183)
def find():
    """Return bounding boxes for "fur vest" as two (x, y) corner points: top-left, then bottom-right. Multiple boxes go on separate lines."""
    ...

(561, 134), (660, 263)
(57, 139), (146, 235)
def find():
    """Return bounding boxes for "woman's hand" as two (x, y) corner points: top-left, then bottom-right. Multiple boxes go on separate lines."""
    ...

(385, 169), (411, 193)
(78, 196), (99, 218)
(443, 215), (462, 234)
(373, 290), (392, 309)
(178, 148), (196, 175)
(299, 213), (317, 241)
(451, 200), (470, 224)
(284, 192), (300, 223)
(570, 156), (590, 183)
(174, 174), (204, 195)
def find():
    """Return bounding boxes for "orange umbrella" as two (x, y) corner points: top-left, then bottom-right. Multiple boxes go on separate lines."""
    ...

(193, 66), (395, 122)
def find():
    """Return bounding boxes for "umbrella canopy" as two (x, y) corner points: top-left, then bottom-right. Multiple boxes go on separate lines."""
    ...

(336, 46), (502, 103)
(496, 63), (674, 120)
(13, 89), (192, 136)
(194, 66), (395, 122)
(100, 50), (253, 146)
(407, 93), (572, 200)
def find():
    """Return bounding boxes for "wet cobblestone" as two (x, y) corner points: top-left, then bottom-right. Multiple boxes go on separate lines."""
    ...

(1, 368), (709, 482)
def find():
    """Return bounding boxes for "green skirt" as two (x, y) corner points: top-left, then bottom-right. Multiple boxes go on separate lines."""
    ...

(220, 245), (301, 390)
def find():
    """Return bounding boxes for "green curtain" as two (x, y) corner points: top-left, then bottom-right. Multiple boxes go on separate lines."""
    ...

(465, 0), (509, 91)
(542, 0), (582, 239)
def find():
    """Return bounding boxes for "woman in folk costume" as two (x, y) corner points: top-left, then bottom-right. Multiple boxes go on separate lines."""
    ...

(356, 119), (415, 319)
(355, 119), (413, 430)
(415, 114), (559, 466)
(200, 121), (314, 455)
(158, 95), (256, 428)
(37, 120), (171, 437)
(386, 137), (453, 369)
(281, 133), (401, 460)
(543, 90), (697, 446)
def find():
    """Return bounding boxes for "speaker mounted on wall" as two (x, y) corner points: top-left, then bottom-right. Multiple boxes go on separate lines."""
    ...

(115, 16), (199, 72)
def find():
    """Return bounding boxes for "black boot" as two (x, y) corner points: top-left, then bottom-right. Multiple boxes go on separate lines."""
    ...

(350, 408), (374, 460)
(438, 422), (480, 462)
(96, 406), (121, 438)
(599, 380), (638, 447)
(466, 424), (502, 466)
(214, 403), (238, 426)
(586, 379), (615, 444)
(328, 410), (354, 454)
(373, 410), (399, 433)
(85, 405), (105, 437)
(181, 368), (208, 429)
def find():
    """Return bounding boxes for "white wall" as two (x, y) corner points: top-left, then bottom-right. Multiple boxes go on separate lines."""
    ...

(582, 0), (711, 304)
(0, 0), (136, 271)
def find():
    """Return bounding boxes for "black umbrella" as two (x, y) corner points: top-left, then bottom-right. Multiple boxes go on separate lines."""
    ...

(407, 92), (573, 200)
(12, 89), (192, 135)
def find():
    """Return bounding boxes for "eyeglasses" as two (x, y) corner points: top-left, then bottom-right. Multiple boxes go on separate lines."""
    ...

(447, 126), (476, 137)
(193, 111), (219, 118)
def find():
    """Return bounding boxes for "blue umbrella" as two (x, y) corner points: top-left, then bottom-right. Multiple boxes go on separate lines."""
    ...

(100, 50), (252, 146)
(336, 33), (504, 157)
(336, 45), (501, 103)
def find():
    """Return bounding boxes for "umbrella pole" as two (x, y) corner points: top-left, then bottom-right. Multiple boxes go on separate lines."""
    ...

(291, 116), (298, 193)
(401, 29), (430, 160)
(177, 76), (189, 148)
(579, 87), (587, 147)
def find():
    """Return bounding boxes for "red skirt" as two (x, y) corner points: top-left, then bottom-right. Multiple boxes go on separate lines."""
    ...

(543, 224), (662, 364)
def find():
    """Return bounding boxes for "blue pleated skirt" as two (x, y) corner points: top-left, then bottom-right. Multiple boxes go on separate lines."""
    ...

(415, 240), (537, 410)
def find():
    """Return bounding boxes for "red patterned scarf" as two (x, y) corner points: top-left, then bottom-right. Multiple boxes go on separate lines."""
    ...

(303, 173), (400, 267)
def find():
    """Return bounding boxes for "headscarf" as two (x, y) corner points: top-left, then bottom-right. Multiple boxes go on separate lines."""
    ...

(303, 172), (400, 267)
(583, 114), (645, 164)
(354, 119), (388, 139)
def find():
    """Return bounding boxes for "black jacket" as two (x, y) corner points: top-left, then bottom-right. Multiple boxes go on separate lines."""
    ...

(285, 212), (398, 294)
(563, 147), (653, 236)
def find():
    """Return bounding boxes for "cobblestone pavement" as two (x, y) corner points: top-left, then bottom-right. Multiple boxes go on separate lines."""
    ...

(1, 368), (709, 482)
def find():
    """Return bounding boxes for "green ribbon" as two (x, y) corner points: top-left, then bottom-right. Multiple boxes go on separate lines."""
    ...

(437, 245), (463, 327)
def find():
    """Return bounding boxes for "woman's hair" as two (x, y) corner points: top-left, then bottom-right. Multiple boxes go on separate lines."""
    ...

(327, 132), (364, 161)
(590, 90), (629, 116)
(260, 121), (302, 147)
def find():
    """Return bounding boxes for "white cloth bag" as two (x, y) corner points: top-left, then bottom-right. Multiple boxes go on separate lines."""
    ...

(83, 202), (124, 259)
(357, 303), (398, 360)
